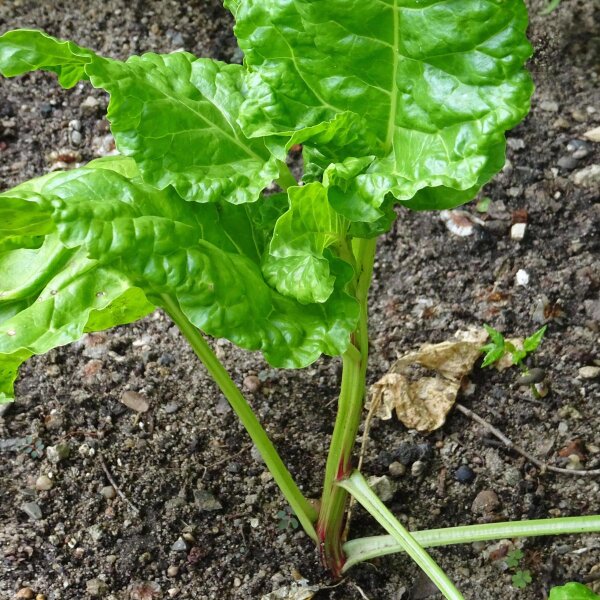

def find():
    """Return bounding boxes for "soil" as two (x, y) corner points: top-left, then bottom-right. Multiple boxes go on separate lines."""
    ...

(0, 1), (599, 599)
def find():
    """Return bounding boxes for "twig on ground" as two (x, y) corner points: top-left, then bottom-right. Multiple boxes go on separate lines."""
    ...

(455, 403), (600, 477)
(98, 452), (141, 514)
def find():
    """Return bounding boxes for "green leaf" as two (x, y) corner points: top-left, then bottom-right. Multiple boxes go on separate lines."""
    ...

(512, 570), (532, 589)
(228, 0), (533, 216)
(506, 548), (524, 568)
(549, 583), (600, 600)
(262, 182), (349, 304)
(0, 31), (280, 205)
(0, 158), (359, 397)
(0, 29), (95, 88)
(86, 54), (280, 204)
(480, 324), (506, 368)
(0, 252), (154, 401)
(523, 325), (547, 353)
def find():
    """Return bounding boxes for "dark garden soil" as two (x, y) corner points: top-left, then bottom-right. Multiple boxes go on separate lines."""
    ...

(1, 1), (599, 598)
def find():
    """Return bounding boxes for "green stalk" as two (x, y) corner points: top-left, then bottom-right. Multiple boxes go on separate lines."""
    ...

(316, 237), (377, 576)
(339, 471), (464, 600)
(343, 515), (600, 572)
(160, 294), (317, 541)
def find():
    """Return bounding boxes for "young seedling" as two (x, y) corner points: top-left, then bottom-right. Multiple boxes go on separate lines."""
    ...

(481, 324), (548, 397)
(1, 2), (599, 597)
(506, 549), (532, 590)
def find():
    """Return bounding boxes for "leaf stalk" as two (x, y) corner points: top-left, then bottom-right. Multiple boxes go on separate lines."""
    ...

(160, 294), (318, 541)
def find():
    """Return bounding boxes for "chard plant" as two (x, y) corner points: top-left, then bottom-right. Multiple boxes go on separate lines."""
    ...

(1, 2), (599, 597)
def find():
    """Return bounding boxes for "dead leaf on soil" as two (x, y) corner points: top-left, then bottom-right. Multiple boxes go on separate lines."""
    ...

(260, 582), (319, 600)
(368, 328), (487, 432)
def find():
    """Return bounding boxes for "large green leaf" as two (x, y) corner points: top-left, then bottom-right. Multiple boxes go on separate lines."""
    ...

(0, 31), (280, 205)
(227, 0), (533, 217)
(0, 251), (153, 402)
(263, 182), (349, 304)
(0, 158), (358, 400)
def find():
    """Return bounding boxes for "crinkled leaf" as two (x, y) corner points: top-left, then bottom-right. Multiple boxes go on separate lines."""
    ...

(228, 0), (533, 217)
(0, 251), (153, 402)
(263, 183), (349, 304)
(0, 158), (358, 399)
(86, 54), (280, 204)
(0, 31), (280, 205)
(0, 29), (95, 87)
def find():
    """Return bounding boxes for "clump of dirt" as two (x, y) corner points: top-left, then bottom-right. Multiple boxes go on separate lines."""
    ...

(1, 1), (599, 599)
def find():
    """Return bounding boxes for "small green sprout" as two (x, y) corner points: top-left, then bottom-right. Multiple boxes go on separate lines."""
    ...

(481, 324), (547, 370)
(505, 549), (532, 589)
(512, 569), (532, 589)
(541, 0), (561, 16)
(481, 324), (548, 398)
(476, 196), (492, 213)
(276, 507), (299, 531)
(506, 548), (524, 569)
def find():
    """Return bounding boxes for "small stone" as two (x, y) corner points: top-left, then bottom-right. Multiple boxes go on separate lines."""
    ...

(515, 269), (529, 286)
(163, 402), (180, 414)
(566, 454), (583, 470)
(506, 137), (525, 151)
(70, 130), (82, 146)
(516, 368), (546, 385)
(171, 537), (189, 552)
(15, 588), (35, 600)
(539, 100), (559, 112)
(504, 467), (521, 486)
(69, 119), (82, 131)
(35, 475), (54, 491)
(367, 475), (397, 502)
(510, 223), (526, 241)
(557, 156), (579, 171)
(40, 103), (53, 118)
(120, 391), (150, 413)
(584, 126), (600, 142)
(471, 489), (500, 515)
(396, 442), (417, 465)
(86, 578), (108, 597)
(572, 164), (600, 188)
(243, 375), (261, 392)
(21, 501), (42, 520)
(80, 95), (100, 117)
(167, 589), (180, 598)
(558, 440), (586, 461)
(88, 524), (104, 542)
(100, 485), (116, 500)
(552, 117), (570, 129)
(388, 461), (406, 477)
(46, 443), (70, 463)
(440, 209), (481, 237)
(454, 465), (476, 484)
(193, 489), (222, 512)
(579, 366), (600, 379)
(411, 460), (427, 477)
(167, 565), (179, 577)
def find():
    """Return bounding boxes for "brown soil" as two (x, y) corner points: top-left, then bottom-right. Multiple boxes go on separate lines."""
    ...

(1, 1), (599, 598)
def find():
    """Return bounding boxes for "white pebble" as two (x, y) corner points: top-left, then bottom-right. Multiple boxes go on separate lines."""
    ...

(510, 223), (527, 241)
(515, 269), (529, 286)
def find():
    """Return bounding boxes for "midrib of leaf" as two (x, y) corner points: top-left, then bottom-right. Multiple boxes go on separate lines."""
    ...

(103, 58), (266, 165)
(384, 0), (399, 153)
